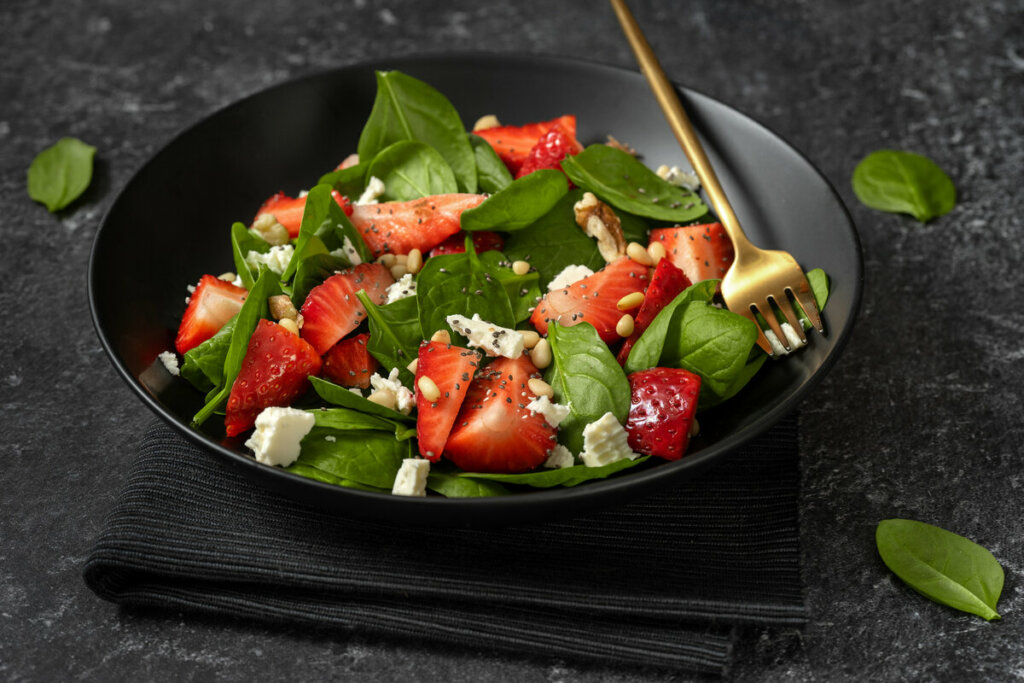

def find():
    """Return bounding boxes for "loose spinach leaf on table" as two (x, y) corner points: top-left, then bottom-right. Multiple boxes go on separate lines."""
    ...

(852, 150), (955, 223)
(876, 518), (1003, 621)
(356, 291), (421, 386)
(230, 222), (272, 290)
(426, 471), (510, 498)
(460, 169), (568, 233)
(458, 456), (649, 488)
(357, 70), (477, 194)
(309, 376), (415, 423)
(293, 428), (410, 490)
(318, 161), (368, 199)
(469, 133), (513, 194)
(477, 250), (541, 324)
(27, 137), (96, 212)
(365, 140), (459, 201)
(561, 145), (708, 223)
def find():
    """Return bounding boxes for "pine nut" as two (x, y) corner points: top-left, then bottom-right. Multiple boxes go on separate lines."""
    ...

(520, 330), (541, 349)
(218, 272), (237, 282)
(367, 388), (397, 408)
(379, 254), (396, 267)
(406, 358), (419, 374)
(406, 248), (423, 274)
(530, 338), (552, 369)
(390, 264), (408, 280)
(616, 314), (635, 337)
(512, 260), (531, 275)
(626, 241), (653, 266)
(648, 241), (667, 263)
(527, 377), (553, 398)
(616, 292), (644, 311)
(689, 417), (700, 437)
(473, 114), (500, 131)
(278, 317), (299, 336)
(430, 329), (451, 345)
(417, 375), (441, 402)
(395, 253), (408, 265)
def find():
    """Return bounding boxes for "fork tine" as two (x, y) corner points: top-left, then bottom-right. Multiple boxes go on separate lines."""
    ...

(791, 286), (824, 333)
(742, 310), (775, 355)
(776, 294), (807, 345)
(755, 299), (790, 352)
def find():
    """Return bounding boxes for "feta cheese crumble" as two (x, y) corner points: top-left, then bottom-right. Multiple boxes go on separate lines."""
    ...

(392, 458), (430, 496)
(446, 313), (524, 359)
(526, 395), (571, 428)
(370, 368), (416, 414)
(244, 244), (295, 275)
(157, 351), (180, 376)
(329, 235), (363, 266)
(356, 176), (386, 205)
(385, 273), (417, 304)
(244, 406), (316, 467)
(764, 323), (807, 356)
(655, 164), (701, 192)
(547, 264), (594, 292)
(580, 411), (640, 467)
(543, 444), (575, 469)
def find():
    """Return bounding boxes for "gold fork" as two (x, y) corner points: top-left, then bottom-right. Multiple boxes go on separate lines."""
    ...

(610, 0), (824, 354)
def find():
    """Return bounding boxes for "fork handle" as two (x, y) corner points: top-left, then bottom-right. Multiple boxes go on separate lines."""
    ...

(610, 0), (755, 255)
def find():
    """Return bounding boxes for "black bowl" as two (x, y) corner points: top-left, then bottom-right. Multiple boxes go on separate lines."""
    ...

(89, 54), (862, 525)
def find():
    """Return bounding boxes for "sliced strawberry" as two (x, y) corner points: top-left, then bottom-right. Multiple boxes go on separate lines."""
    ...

(443, 355), (556, 473)
(649, 223), (734, 285)
(335, 153), (360, 170)
(349, 194), (486, 258)
(224, 319), (322, 437)
(174, 275), (248, 355)
(515, 124), (583, 179)
(298, 263), (394, 355)
(415, 341), (482, 461)
(624, 368), (701, 460)
(530, 257), (650, 344)
(321, 333), (379, 389)
(616, 258), (692, 364)
(428, 230), (506, 258)
(253, 189), (354, 238)
(474, 115), (577, 175)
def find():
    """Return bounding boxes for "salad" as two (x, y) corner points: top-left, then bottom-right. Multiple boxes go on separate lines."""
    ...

(164, 70), (828, 498)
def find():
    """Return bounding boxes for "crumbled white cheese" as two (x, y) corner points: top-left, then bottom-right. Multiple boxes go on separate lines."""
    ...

(446, 313), (524, 359)
(348, 387), (363, 396)
(526, 395), (571, 428)
(392, 458), (430, 496)
(230, 274), (244, 288)
(543, 444), (575, 469)
(244, 244), (295, 275)
(244, 406), (316, 467)
(580, 411), (640, 467)
(655, 164), (701, 192)
(547, 264), (594, 292)
(385, 273), (417, 304)
(157, 351), (180, 376)
(298, 189), (309, 198)
(330, 235), (363, 266)
(357, 176), (386, 205)
(764, 322), (807, 356)
(370, 368), (415, 414)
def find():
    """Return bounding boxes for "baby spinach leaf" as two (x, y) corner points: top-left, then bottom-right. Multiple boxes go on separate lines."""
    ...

(284, 463), (389, 492)
(876, 519), (1003, 621)
(561, 145), (708, 222)
(618, 210), (650, 245)
(469, 133), (513, 194)
(180, 315), (238, 392)
(357, 70), (477, 193)
(313, 407), (416, 440)
(309, 376), (415, 423)
(27, 137), (96, 212)
(295, 428), (410, 490)
(623, 280), (718, 374)
(356, 291), (421, 385)
(852, 150), (955, 222)
(230, 222), (271, 290)
(318, 161), (368, 199)
(291, 252), (350, 309)
(365, 140), (458, 201)
(282, 183), (370, 283)
(544, 322), (631, 455)
(312, 204), (372, 267)
(460, 169), (568, 233)
(458, 456), (649, 488)
(426, 471), (510, 497)
(478, 250), (541, 324)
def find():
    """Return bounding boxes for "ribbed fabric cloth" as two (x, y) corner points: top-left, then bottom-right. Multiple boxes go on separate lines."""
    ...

(84, 415), (806, 675)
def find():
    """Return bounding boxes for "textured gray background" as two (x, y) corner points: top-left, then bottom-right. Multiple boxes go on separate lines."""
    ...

(3, 0), (1024, 680)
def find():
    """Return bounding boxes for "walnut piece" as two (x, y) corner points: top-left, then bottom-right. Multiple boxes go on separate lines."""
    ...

(605, 135), (637, 156)
(573, 192), (627, 263)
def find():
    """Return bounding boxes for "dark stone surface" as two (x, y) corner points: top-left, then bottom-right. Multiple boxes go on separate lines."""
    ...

(2, 0), (1022, 680)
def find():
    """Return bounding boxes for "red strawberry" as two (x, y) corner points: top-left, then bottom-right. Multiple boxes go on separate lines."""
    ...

(428, 230), (506, 257)
(443, 355), (556, 473)
(624, 367), (701, 460)
(174, 275), (248, 355)
(321, 333), (379, 389)
(224, 319), (322, 437)
(530, 258), (650, 344)
(348, 194), (486, 257)
(474, 115), (577, 175)
(649, 223), (734, 285)
(515, 124), (583, 179)
(415, 341), (482, 461)
(616, 258), (692, 364)
(253, 189), (353, 238)
(299, 263), (394, 355)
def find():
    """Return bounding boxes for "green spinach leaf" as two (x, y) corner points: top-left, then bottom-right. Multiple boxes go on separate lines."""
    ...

(27, 137), (96, 212)
(426, 471), (510, 497)
(180, 315), (238, 392)
(230, 222), (271, 290)
(852, 150), (955, 222)
(295, 428), (410, 490)
(356, 291), (421, 385)
(309, 376), (415, 423)
(459, 456), (650, 488)
(365, 140), (458, 201)
(313, 407), (416, 440)
(623, 280), (718, 374)
(460, 169), (568, 233)
(478, 250), (541, 324)
(284, 463), (390, 492)
(469, 133), (513, 194)
(318, 161), (368, 199)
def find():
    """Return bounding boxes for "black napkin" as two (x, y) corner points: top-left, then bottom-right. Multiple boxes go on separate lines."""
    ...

(84, 415), (806, 675)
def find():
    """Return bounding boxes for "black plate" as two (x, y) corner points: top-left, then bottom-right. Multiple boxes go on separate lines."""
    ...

(89, 54), (862, 526)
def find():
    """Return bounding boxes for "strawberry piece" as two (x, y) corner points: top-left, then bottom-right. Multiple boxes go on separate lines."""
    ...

(298, 263), (394, 355)
(443, 355), (556, 473)
(616, 258), (692, 364)
(321, 333), (379, 389)
(474, 115), (577, 175)
(415, 341), (482, 461)
(515, 124), (583, 179)
(348, 194), (486, 258)
(530, 258), (650, 344)
(649, 223), (734, 285)
(428, 230), (506, 257)
(624, 367), (701, 460)
(253, 189), (353, 238)
(174, 275), (248, 355)
(224, 319), (322, 437)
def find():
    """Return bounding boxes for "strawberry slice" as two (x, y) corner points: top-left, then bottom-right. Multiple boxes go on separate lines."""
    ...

(649, 223), (734, 285)
(443, 355), (556, 473)
(624, 367), (701, 460)
(348, 194), (486, 258)
(253, 190), (354, 238)
(428, 230), (506, 257)
(321, 333), (379, 389)
(616, 258), (692, 364)
(174, 275), (248, 355)
(474, 115), (577, 175)
(299, 263), (394, 355)
(415, 341), (482, 461)
(224, 319), (322, 437)
(530, 257), (650, 344)
(515, 124), (582, 179)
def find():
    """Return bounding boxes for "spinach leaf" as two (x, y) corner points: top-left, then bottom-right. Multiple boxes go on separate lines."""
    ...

(561, 145), (708, 222)
(460, 169), (568, 233)
(284, 463), (390, 492)
(458, 456), (650, 488)
(282, 183), (370, 283)
(365, 140), (458, 201)
(876, 519), (1003, 621)
(180, 315), (238, 392)
(356, 291), (421, 385)
(27, 137), (96, 212)
(313, 407), (416, 440)
(469, 133), (513, 194)
(544, 322), (631, 454)
(294, 428), (410, 490)
(426, 471), (510, 497)
(318, 161), (368, 199)
(357, 70), (477, 193)
(291, 251), (350, 309)
(623, 280), (718, 374)
(852, 150), (955, 222)
(478, 250), (541, 324)
(618, 210), (649, 244)
(309, 376), (415, 423)
(312, 201), (372, 266)
(230, 222), (271, 290)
